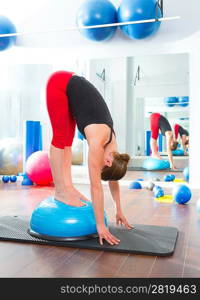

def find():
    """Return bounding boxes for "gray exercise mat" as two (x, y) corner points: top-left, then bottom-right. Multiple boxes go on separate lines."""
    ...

(0, 216), (178, 256)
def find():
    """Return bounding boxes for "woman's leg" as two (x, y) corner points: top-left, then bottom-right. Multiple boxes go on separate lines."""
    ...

(46, 71), (84, 206)
(63, 146), (73, 188)
(150, 113), (161, 159)
(62, 146), (89, 201)
(150, 138), (161, 159)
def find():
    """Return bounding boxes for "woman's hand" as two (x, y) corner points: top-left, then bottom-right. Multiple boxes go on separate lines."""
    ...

(170, 164), (177, 170)
(116, 212), (133, 229)
(97, 224), (120, 245)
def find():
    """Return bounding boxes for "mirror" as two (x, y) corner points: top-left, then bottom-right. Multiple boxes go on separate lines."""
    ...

(87, 53), (189, 171)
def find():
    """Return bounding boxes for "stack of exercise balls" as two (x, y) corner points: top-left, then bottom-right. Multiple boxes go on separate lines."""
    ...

(164, 96), (189, 107)
(76, 0), (162, 42)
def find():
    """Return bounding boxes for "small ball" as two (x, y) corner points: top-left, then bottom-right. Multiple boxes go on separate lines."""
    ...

(173, 184), (191, 204)
(153, 185), (164, 198)
(2, 175), (10, 183)
(164, 174), (172, 182)
(129, 181), (142, 189)
(169, 174), (175, 181)
(10, 175), (17, 182)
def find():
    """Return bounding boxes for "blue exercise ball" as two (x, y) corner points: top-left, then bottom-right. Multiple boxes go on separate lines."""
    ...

(178, 96), (189, 107)
(0, 16), (16, 51)
(76, 0), (117, 42)
(172, 149), (185, 156)
(183, 167), (189, 182)
(10, 175), (17, 182)
(153, 185), (164, 198)
(117, 0), (162, 40)
(173, 184), (191, 204)
(169, 174), (175, 181)
(2, 175), (9, 183)
(129, 181), (142, 189)
(29, 197), (107, 241)
(164, 174), (173, 182)
(164, 97), (178, 107)
(143, 157), (170, 171)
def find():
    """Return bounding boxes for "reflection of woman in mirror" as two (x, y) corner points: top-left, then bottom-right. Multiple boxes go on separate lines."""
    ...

(46, 71), (132, 246)
(150, 113), (178, 170)
(174, 124), (189, 155)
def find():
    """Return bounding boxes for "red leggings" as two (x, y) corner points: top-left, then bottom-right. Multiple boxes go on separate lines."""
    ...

(174, 124), (180, 139)
(150, 113), (161, 140)
(46, 71), (76, 149)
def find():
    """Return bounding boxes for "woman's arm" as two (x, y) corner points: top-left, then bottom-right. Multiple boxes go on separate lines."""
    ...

(181, 135), (188, 154)
(88, 142), (120, 245)
(108, 181), (122, 212)
(108, 181), (133, 229)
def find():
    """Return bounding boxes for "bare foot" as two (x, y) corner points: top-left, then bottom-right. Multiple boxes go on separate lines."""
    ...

(71, 187), (90, 202)
(151, 154), (162, 160)
(55, 189), (86, 207)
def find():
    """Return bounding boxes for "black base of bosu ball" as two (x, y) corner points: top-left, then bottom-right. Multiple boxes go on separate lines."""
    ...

(0, 216), (178, 256)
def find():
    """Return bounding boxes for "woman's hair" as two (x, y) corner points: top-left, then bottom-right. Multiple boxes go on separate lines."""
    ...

(171, 141), (179, 151)
(185, 139), (189, 145)
(101, 152), (130, 181)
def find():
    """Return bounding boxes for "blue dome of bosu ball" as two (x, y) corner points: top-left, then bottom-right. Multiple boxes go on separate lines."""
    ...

(28, 197), (108, 241)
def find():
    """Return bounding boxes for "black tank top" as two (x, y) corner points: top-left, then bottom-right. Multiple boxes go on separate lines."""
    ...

(67, 75), (114, 144)
(178, 125), (189, 137)
(159, 115), (172, 136)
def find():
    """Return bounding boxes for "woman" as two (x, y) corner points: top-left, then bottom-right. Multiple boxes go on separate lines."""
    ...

(46, 71), (132, 246)
(150, 113), (178, 170)
(174, 123), (189, 155)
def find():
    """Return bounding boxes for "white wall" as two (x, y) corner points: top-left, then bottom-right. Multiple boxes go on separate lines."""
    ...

(133, 53), (189, 97)
(0, 64), (53, 140)
(88, 57), (128, 153)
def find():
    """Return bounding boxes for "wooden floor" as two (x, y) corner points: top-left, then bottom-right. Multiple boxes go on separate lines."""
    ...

(0, 170), (200, 278)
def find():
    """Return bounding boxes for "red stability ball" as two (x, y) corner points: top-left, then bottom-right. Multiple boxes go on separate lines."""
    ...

(26, 151), (53, 186)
